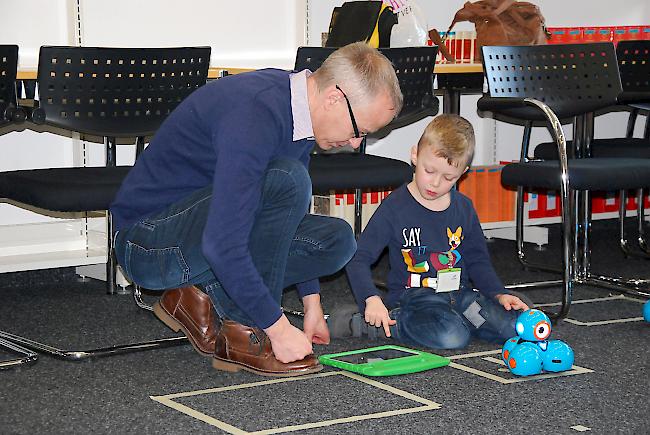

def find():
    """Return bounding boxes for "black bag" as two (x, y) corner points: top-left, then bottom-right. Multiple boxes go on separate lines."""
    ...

(325, 1), (397, 48)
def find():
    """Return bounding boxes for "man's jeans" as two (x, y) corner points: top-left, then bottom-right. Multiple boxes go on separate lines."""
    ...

(390, 288), (519, 350)
(114, 159), (356, 326)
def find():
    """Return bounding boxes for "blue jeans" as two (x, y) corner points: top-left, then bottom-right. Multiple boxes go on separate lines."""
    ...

(390, 288), (518, 350)
(114, 158), (356, 326)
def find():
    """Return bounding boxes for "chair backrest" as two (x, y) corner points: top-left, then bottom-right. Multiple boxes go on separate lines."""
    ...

(32, 46), (211, 137)
(0, 45), (19, 124)
(616, 40), (650, 92)
(481, 43), (622, 120)
(294, 46), (438, 124)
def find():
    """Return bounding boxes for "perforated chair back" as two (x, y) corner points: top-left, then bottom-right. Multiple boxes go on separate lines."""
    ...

(294, 46), (438, 124)
(617, 40), (650, 93)
(0, 45), (19, 124)
(32, 46), (211, 137)
(481, 43), (622, 120)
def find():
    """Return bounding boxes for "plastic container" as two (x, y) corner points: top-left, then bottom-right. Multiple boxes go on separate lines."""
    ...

(389, 0), (429, 47)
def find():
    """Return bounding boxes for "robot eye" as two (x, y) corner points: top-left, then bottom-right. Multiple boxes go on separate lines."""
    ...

(534, 321), (551, 340)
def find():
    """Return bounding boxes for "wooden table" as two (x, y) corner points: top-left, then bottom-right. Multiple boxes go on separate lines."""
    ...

(17, 63), (483, 80)
(17, 63), (484, 114)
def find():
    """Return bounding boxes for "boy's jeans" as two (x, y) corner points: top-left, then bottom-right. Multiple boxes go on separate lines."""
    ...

(114, 158), (356, 326)
(390, 287), (519, 350)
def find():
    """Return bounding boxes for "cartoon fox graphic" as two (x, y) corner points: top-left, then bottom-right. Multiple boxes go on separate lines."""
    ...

(430, 226), (463, 271)
(447, 226), (463, 250)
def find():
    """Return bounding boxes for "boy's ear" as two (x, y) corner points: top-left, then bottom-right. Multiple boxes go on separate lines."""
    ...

(410, 145), (418, 166)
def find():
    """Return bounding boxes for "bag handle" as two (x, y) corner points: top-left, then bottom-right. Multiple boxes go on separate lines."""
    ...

(442, 0), (516, 42)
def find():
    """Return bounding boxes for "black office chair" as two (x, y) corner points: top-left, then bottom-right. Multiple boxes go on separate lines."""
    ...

(532, 40), (650, 257)
(296, 46), (439, 236)
(0, 46), (210, 361)
(0, 44), (38, 370)
(477, 42), (650, 320)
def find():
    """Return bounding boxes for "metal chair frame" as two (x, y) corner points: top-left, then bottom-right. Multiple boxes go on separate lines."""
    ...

(0, 44), (36, 369)
(614, 40), (650, 258)
(479, 42), (650, 320)
(0, 46), (211, 365)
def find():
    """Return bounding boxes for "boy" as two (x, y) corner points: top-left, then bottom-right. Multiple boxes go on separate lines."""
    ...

(345, 114), (528, 350)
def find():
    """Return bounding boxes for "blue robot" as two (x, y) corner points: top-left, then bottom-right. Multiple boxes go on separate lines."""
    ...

(501, 309), (574, 376)
(644, 300), (650, 323)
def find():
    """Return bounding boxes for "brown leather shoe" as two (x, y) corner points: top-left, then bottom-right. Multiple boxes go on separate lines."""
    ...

(153, 286), (218, 357)
(212, 319), (322, 377)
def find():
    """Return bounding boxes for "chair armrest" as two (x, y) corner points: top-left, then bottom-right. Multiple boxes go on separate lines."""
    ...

(618, 91), (650, 105)
(477, 96), (528, 112)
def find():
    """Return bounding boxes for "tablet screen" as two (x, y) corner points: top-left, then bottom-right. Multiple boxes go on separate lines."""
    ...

(330, 348), (418, 364)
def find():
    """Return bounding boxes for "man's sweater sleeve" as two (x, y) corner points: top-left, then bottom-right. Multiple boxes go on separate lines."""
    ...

(200, 101), (285, 329)
(345, 202), (393, 313)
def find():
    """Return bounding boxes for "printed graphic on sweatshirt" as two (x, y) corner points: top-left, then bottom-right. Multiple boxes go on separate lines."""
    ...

(401, 226), (463, 289)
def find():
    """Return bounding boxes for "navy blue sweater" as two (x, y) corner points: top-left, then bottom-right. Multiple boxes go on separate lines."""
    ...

(111, 69), (314, 328)
(346, 185), (503, 313)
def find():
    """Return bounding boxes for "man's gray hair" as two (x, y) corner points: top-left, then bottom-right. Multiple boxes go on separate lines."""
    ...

(311, 42), (403, 113)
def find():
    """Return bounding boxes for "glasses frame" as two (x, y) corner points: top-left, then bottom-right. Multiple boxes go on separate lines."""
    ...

(336, 84), (365, 139)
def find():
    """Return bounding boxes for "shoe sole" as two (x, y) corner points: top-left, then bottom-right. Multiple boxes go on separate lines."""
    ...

(153, 302), (212, 357)
(212, 356), (323, 378)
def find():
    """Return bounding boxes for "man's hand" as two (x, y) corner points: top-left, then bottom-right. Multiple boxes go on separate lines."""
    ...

(264, 314), (313, 363)
(365, 295), (396, 337)
(496, 293), (529, 311)
(302, 294), (330, 345)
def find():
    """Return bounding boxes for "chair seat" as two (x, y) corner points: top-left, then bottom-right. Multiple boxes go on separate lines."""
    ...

(534, 138), (650, 160)
(0, 166), (131, 212)
(309, 153), (412, 195)
(502, 158), (650, 191)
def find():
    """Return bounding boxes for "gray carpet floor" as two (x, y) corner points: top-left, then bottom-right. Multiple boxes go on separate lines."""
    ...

(1, 220), (649, 434)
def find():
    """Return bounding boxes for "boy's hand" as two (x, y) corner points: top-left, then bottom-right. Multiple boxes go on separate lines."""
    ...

(496, 293), (529, 311)
(365, 295), (396, 338)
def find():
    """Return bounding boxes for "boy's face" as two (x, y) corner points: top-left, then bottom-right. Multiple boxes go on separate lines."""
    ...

(410, 144), (468, 205)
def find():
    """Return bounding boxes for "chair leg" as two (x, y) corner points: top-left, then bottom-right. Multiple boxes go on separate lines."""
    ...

(636, 189), (650, 254)
(106, 212), (117, 295)
(354, 187), (362, 238)
(0, 285), (188, 362)
(0, 337), (38, 370)
(0, 329), (187, 361)
(618, 190), (650, 259)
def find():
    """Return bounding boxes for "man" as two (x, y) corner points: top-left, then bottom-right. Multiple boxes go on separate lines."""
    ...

(110, 42), (403, 377)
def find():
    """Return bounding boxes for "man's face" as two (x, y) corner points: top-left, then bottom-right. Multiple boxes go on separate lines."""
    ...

(312, 87), (397, 151)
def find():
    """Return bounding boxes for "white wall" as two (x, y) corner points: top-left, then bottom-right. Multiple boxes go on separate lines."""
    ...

(0, 0), (74, 67)
(79, 0), (307, 69)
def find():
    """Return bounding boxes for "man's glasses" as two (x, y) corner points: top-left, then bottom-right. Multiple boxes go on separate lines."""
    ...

(336, 84), (366, 139)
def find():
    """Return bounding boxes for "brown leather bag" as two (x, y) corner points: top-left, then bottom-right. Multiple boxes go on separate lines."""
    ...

(438, 0), (550, 62)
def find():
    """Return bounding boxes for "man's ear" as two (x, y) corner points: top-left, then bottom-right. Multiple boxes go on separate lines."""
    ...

(324, 85), (342, 111)
(410, 145), (418, 166)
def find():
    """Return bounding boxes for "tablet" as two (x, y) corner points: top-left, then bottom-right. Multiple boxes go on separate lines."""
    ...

(319, 345), (450, 376)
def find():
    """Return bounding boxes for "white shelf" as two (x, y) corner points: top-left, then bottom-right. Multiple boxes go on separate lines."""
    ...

(0, 248), (106, 274)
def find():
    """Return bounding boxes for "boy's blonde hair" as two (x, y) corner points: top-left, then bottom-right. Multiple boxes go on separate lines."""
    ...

(417, 114), (475, 168)
(311, 42), (403, 113)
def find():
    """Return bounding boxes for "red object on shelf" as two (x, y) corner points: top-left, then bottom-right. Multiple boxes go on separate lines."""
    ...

(548, 27), (568, 44)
